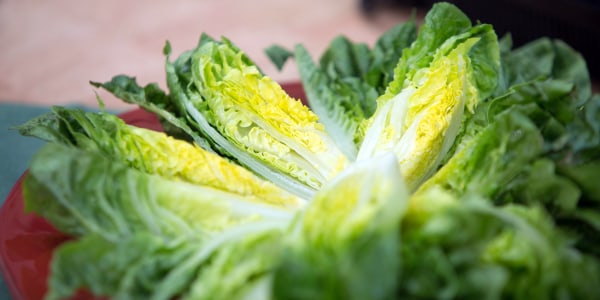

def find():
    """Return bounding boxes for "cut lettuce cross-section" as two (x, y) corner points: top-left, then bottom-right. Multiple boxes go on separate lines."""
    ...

(45, 219), (288, 300)
(357, 2), (500, 191)
(161, 37), (348, 200)
(16, 107), (305, 209)
(23, 143), (294, 240)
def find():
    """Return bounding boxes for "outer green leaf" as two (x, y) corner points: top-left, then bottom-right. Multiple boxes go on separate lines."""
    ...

(23, 143), (293, 240)
(47, 234), (201, 300)
(90, 75), (208, 147)
(399, 193), (600, 299)
(48, 224), (287, 300)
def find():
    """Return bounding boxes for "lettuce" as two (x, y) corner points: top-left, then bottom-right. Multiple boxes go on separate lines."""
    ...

(274, 154), (408, 300)
(357, 3), (500, 190)
(13, 2), (600, 300)
(409, 35), (600, 259)
(23, 143), (293, 240)
(17, 107), (304, 209)
(94, 35), (348, 200)
(189, 39), (347, 190)
(158, 37), (348, 200)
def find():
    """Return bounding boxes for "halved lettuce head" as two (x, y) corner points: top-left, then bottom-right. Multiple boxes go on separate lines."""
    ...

(17, 107), (304, 209)
(357, 2), (500, 191)
(191, 39), (348, 186)
(164, 37), (348, 200)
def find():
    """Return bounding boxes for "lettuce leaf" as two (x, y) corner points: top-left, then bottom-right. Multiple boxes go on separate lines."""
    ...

(47, 233), (201, 300)
(90, 74), (210, 148)
(23, 143), (293, 240)
(47, 222), (286, 300)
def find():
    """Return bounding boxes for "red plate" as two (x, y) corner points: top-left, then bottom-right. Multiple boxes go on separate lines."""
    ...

(0, 82), (306, 300)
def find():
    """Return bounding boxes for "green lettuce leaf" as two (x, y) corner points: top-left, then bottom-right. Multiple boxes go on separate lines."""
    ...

(16, 107), (304, 208)
(189, 38), (348, 192)
(90, 75), (210, 148)
(47, 222), (286, 300)
(47, 233), (201, 300)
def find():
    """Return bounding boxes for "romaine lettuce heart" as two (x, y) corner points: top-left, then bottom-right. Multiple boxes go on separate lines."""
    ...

(358, 37), (483, 190)
(189, 40), (348, 193)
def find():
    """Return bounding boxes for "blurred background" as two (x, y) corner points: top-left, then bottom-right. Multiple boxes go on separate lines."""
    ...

(0, 0), (411, 112)
(1, 0), (598, 112)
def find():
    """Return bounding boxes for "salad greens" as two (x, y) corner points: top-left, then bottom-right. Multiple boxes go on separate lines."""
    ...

(14, 2), (600, 300)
